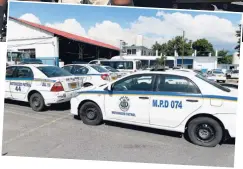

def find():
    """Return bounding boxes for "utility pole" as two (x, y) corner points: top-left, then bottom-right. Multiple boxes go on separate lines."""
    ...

(182, 30), (185, 68)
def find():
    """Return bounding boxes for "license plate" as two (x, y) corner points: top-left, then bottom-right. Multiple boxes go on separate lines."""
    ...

(69, 82), (77, 89)
(111, 76), (117, 80)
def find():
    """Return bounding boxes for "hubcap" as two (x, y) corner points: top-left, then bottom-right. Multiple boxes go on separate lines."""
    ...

(86, 108), (96, 120)
(196, 124), (215, 142)
(33, 97), (40, 107)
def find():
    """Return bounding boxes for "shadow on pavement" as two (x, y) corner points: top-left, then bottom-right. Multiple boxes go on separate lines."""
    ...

(4, 99), (70, 111)
(104, 121), (235, 146)
(104, 121), (183, 138)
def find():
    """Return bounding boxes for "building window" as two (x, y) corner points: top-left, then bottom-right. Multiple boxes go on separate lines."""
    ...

(18, 48), (36, 58)
(132, 49), (136, 54)
(127, 49), (132, 55)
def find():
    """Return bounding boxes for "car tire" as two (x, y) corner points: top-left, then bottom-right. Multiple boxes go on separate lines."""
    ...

(79, 102), (103, 125)
(83, 83), (93, 88)
(187, 117), (223, 147)
(29, 93), (46, 112)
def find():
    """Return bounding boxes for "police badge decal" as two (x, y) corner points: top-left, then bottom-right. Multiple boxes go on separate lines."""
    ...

(119, 96), (130, 112)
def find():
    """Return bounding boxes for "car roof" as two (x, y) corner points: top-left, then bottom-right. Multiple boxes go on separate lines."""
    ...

(64, 64), (100, 67)
(134, 70), (197, 77)
(8, 64), (50, 68)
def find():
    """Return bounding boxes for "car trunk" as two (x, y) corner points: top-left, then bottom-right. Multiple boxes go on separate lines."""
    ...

(50, 76), (82, 92)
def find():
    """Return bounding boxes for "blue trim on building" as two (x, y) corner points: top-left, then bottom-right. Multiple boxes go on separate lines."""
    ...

(36, 57), (59, 66)
(177, 59), (193, 65)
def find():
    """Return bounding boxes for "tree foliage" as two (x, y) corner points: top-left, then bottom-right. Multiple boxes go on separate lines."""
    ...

(192, 39), (215, 56)
(152, 36), (193, 56)
(217, 50), (233, 64)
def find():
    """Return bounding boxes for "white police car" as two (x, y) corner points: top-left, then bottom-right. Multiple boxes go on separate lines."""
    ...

(62, 64), (118, 87)
(5, 65), (83, 112)
(207, 69), (226, 83)
(71, 70), (237, 147)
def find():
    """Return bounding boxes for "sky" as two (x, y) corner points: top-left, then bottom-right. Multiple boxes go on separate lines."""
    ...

(9, 1), (243, 52)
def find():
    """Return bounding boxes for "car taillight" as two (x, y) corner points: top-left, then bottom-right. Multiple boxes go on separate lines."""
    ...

(51, 82), (64, 92)
(101, 74), (109, 81)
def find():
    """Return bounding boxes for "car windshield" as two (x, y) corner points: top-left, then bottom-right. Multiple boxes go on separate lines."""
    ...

(233, 70), (239, 73)
(37, 66), (72, 77)
(90, 65), (109, 73)
(104, 66), (119, 72)
(196, 74), (230, 92)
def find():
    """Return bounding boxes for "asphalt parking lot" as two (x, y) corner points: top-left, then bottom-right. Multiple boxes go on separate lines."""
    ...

(2, 100), (235, 167)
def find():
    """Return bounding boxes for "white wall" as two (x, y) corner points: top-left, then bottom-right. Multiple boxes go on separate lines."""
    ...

(136, 48), (142, 56)
(193, 57), (217, 70)
(8, 37), (58, 58)
(232, 52), (240, 65)
(7, 19), (59, 58)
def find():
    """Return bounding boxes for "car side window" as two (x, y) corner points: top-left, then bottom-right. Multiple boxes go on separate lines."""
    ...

(72, 66), (89, 75)
(15, 67), (34, 79)
(157, 75), (201, 94)
(112, 74), (154, 91)
(6, 67), (16, 78)
(63, 66), (73, 73)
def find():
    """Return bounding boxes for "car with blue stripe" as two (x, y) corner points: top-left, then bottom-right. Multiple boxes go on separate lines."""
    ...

(70, 70), (237, 147)
(5, 64), (83, 111)
(62, 64), (118, 87)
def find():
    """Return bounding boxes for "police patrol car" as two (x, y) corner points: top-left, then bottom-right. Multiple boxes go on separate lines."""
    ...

(71, 70), (237, 147)
(207, 69), (226, 83)
(62, 64), (118, 87)
(5, 64), (83, 111)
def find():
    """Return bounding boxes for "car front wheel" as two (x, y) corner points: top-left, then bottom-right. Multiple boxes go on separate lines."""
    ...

(79, 102), (103, 125)
(187, 117), (223, 147)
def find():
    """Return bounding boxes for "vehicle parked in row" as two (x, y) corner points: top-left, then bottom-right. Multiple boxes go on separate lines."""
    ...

(71, 70), (237, 147)
(101, 65), (124, 78)
(7, 50), (31, 66)
(207, 69), (226, 83)
(89, 59), (143, 74)
(229, 70), (239, 79)
(5, 65), (83, 111)
(62, 64), (118, 87)
(226, 69), (233, 79)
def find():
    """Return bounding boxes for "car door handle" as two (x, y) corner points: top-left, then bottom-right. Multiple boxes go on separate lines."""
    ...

(139, 97), (149, 100)
(186, 99), (198, 102)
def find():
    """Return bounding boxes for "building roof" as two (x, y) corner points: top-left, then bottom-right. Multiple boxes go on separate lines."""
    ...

(9, 17), (120, 51)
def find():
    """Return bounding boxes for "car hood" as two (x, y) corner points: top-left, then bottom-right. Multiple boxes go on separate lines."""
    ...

(228, 88), (238, 98)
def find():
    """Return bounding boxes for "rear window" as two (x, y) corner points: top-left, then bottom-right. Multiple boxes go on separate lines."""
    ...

(213, 70), (224, 74)
(233, 70), (239, 73)
(90, 65), (109, 73)
(104, 66), (119, 72)
(37, 66), (72, 77)
(196, 74), (230, 92)
(100, 61), (134, 70)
